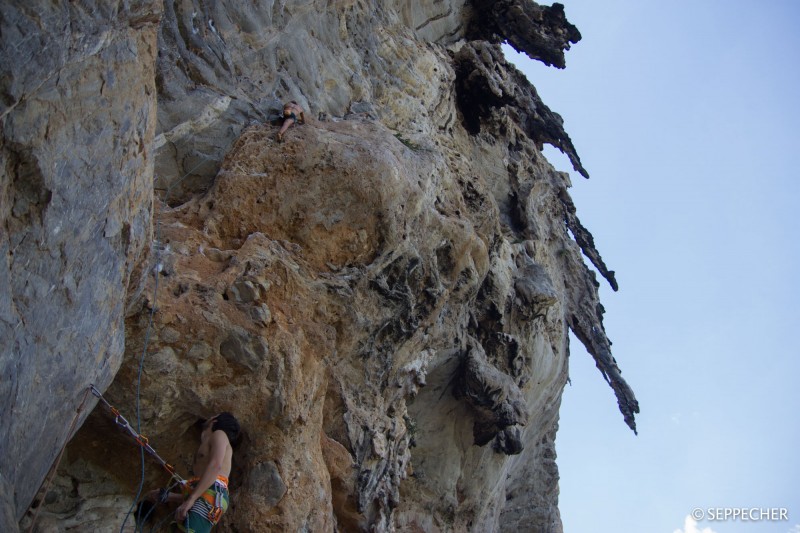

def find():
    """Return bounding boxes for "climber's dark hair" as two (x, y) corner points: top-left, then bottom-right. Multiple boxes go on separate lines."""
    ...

(211, 412), (241, 444)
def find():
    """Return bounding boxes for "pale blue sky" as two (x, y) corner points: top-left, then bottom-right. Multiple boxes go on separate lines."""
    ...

(505, 1), (799, 532)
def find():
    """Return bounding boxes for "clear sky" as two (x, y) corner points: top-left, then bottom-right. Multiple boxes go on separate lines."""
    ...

(505, 1), (800, 532)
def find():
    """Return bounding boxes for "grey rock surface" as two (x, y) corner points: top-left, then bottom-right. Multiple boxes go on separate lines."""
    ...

(246, 461), (287, 509)
(0, 2), (161, 528)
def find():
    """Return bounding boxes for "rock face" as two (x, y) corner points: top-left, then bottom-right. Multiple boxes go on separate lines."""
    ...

(1, 1), (638, 532)
(0, 2), (161, 530)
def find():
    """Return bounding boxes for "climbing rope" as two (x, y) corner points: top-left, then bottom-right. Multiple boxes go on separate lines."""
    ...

(28, 157), (207, 531)
(119, 158), (208, 532)
(89, 385), (186, 485)
(134, 478), (182, 533)
(92, 381), (188, 533)
(121, 253), (162, 533)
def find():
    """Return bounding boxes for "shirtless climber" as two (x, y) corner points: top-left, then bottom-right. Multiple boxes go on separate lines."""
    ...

(277, 100), (305, 141)
(146, 412), (240, 532)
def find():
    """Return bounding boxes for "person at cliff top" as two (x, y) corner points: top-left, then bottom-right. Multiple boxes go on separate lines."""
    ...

(146, 412), (240, 533)
(277, 100), (305, 141)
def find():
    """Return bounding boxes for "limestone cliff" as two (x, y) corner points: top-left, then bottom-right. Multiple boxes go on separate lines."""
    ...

(1, 1), (638, 532)
(1, 2), (161, 529)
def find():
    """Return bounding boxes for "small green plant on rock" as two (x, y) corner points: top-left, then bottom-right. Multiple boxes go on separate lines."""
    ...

(403, 413), (417, 448)
(394, 132), (422, 151)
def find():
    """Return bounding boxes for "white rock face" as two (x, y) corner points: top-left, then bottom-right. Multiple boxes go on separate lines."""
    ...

(2, 1), (638, 532)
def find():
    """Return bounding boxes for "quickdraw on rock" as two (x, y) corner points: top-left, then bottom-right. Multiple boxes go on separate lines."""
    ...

(89, 384), (186, 485)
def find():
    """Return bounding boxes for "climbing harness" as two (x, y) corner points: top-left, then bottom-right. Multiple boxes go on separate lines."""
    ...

(89, 384), (186, 485)
(182, 475), (229, 525)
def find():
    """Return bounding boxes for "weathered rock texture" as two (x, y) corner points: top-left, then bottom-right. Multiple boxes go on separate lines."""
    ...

(1, 1), (638, 532)
(0, 2), (161, 530)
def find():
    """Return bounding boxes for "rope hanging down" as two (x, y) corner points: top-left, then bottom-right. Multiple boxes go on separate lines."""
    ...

(121, 159), (208, 532)
(89, 384), (186, 486)
(25, 161), (208, 532)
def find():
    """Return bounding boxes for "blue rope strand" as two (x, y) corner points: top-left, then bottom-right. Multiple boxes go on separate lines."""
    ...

(118, 159), (206, 533)
(120, 264), (160, 533)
